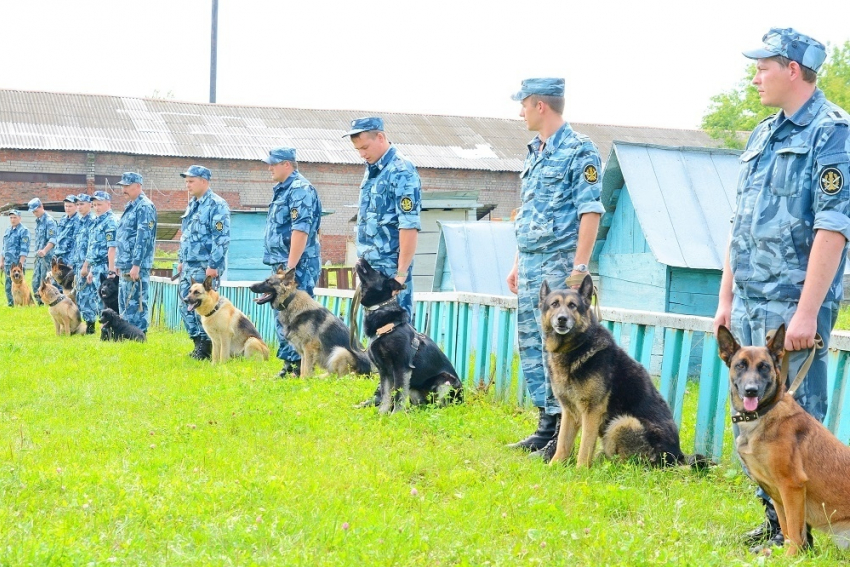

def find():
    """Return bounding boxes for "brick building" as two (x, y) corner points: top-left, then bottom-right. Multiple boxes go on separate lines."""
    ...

(0, 89), (720, 264)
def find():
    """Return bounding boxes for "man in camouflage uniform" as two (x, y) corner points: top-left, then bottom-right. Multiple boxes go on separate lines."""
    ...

(261, 147), (323, 377)
(73, 194), (98, 330)
(53, 195), (80, 269)
(1, 210), (30, 306)
(346, 117), (421, 319)
(116, 172), (158, 333)
(504, 78), (604, 460)
(713, 28), (850, 552)
(28, 197), (58, 305)
(81, 191), (118, 334)
(177, 165), (231, 360)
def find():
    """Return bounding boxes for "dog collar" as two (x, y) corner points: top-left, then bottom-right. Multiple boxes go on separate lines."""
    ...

(206, 298), (226, 317)
(364, 297), (398, 311)
(375, 322), (396, 336)
(48, 295), (66, 307)
(731, 398), (781, 424)
(280, 293), (296, 311)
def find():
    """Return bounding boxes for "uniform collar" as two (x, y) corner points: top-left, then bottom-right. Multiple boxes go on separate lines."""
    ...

(528, 121), (573, 156)
(126, 193), (147, 209)
(190, 189), (212, 206)
(273, 172), (298, 198)
(776, 89), (826, 128)
(368, 145), (397, 173)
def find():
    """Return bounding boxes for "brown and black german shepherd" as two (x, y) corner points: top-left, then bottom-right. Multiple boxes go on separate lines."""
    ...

(185, 276), (270, 363)
(37, 278), (86, 335)
(250, 267), (373, 377)
(718, 324), (850, 555)
(10, 263), (34, 306)
(51, 257), (75, 290)
(540, 275), (701, 468)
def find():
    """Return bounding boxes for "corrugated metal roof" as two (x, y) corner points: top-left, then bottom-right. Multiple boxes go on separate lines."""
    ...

(0, 89), (722, 172)
(598, 142), (741, 270)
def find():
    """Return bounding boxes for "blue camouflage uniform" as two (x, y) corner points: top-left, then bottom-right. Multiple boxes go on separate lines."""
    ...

(348, 118), (421, 319)
(730, 28), (850, 511)
(54, 198), (80, 267)
(116, 181), (158, 333)
(2, 214), (30, 306)
(261, 147), (323, 362)
(178, 167), (231, 341)
(30, 200), (58, 305)
(86, 200), (118, 312)
(512, 79), (605, 416)
(73, 197), (98, 323)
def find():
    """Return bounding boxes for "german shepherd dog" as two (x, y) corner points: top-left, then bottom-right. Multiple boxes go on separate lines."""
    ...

(185, 276), (270, 363)
(354, 259), (463, 414)
(250, 267), (372, 377)
(540, 276), (698, 468)
(98, 273), (119, 313)
(10, 263), (34, 306)
(37, 278), (86, 335)
(51, 257), (75, 290)
(718, 324), (850, 555)
(100, 308), (146, 342)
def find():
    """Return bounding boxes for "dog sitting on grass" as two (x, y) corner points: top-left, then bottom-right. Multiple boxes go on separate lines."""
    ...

(10, 263), (34, 306)
(37, 278), (86, 336)
(100, 308), (146, 342)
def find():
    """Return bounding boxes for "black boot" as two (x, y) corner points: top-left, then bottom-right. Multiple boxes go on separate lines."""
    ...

(530, 415), (561, 463)
(86, 321), (95, 335)
(744, 498), (783, 551)
(190, 337), (212, 360)
(507, 408), (560, 451)
(278, 360), (301, 378)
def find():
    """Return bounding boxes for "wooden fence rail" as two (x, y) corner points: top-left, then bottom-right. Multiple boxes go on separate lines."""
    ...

(149, 277), (850, 461)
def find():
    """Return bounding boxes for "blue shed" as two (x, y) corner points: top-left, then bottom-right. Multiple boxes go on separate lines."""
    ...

(593, 142), (741, 317)
(432, 221), (517, 295)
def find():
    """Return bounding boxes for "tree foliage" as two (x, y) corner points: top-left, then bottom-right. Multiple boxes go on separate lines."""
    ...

(702, 41), (850, 149)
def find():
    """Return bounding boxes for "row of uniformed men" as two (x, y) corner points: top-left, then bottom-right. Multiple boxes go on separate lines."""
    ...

(1, 175), (157, 334)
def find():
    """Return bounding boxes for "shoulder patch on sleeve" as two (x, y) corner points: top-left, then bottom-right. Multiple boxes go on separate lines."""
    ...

(215, 220), (224, 232)
(290, 208), (299, 221)
(105, 231), (114, 241)
(148, 220), (155, 229)
(583, 164), (599, 184)
(820, 167), (844, 195)
(400, 196), (414, 212)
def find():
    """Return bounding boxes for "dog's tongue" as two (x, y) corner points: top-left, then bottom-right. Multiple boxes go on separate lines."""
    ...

(743, 396), (759, 412)
(187, 303), (195, 312)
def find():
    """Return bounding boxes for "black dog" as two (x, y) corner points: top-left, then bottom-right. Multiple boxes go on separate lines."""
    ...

(99, 308), (146, 342)
(98, 273), (119, 313)
(354, 258), (463, 413)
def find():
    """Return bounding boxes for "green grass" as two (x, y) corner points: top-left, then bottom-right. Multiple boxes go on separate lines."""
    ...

(836, 305), (850, 331)
(1, 307), (848, 565)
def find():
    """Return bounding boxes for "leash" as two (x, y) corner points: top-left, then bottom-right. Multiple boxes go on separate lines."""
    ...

(781, 333), (824, 399)
(565, 273), (601, 321)
(349, 286), (362, 350)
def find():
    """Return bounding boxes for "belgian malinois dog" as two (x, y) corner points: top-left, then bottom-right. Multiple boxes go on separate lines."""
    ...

(10, 263), (34, 306)
(37, 278), (86, 335)
(540, 275), (702, 468)
(718, 324), (850, 555)
(185, 276), (270, 364)
(250, 267), (372, 377)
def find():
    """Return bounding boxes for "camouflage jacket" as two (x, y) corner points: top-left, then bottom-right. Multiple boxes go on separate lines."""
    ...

(730, 89), (850, 302)
(54, 213), (80, 263)
(515, 122), (604, 256)
(264, 171), (322, 266)
(117, 193), (158, 270)
(355, 146), (421, 267)
(86, 212), (118, 266)
(178, 189), (230, 271)
(72, 212), (96, 268)
(2, 224), (30, 264)
(34, 212), (58, 254)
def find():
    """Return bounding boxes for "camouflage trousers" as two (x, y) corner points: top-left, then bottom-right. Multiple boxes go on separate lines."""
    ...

(517, 250), (572, 414)
(3, 265), (12, 306)
(88, 263), (111, 315)
(369, 261), (415, 323)
(31, 255), (53, 305)
(178, 265), (215, 340)
(269, 258), (319, 362)
(119, 273), (151, 332)
(731, 295), (838, 502)
(76, 268), (99, 323)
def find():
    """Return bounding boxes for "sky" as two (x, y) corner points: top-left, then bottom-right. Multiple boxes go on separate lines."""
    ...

(1, 0), (848, 130)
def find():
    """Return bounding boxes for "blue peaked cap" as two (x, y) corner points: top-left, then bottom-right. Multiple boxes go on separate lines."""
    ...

(511, 78), (565, 101)
(92, 191), (111, 201)
(116, 172), (143, 186)
(180, 165), (212, 180)
(343, 117), (384, 137)
(743, 28), (827, 73)
(262, 147), (296, 165)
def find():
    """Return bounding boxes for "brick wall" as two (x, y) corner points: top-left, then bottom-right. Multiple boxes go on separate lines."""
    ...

(1, 149), (521, 263)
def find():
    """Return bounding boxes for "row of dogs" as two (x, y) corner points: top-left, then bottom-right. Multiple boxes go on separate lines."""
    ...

(13, 258), (850, 554)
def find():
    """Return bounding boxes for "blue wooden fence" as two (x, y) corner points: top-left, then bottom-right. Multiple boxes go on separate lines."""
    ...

(149, 277), (850, 461)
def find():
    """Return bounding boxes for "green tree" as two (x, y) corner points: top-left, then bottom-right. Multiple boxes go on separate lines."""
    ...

(702, 41), (850, 149)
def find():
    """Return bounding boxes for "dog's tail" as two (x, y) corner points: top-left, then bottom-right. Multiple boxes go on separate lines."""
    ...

(328, 346), (373, 377)
(73, 321), (87, 335)
(245, 337), (269, 360)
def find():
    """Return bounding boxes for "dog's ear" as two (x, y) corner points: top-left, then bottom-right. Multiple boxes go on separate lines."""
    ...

(100, 272), (107, 284)
(276, 265), (286, 276)
(579, 274), (594, 303)
(203, 275), (213, 291)
(282, 268), (296, 285)
(716, 325), (740, 365)
(51, 257), (57, 267)
(766, 324), (786, 366)
(539, 280), (551, 305)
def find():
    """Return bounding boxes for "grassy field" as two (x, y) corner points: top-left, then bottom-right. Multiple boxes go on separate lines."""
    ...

(1, 306), (848, 565)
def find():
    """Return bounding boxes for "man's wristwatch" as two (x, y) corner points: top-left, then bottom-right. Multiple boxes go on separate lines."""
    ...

(396, 271), (409, 279)
(573, 264), (588, 273)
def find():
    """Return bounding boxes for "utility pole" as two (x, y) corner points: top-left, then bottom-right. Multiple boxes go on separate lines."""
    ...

(210, 0), (218, 103)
